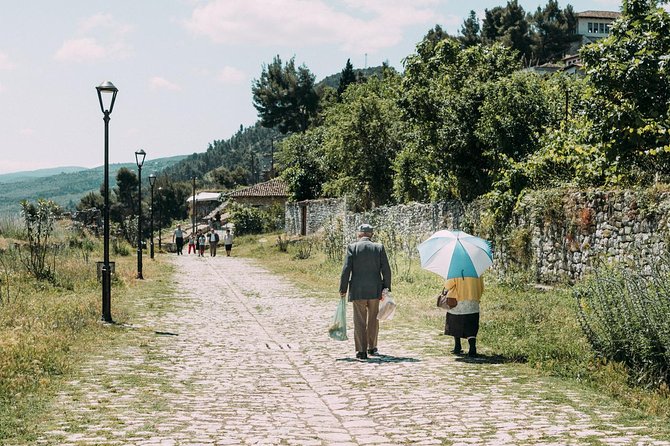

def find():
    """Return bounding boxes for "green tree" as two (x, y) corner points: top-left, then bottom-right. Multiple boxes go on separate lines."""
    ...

(459, 11), (482, 47)
(530, 1), (579, 64)
(482, 1), (532, 61)
(252, 55), (319, 134)
(337, 59), (357, 98)
(278, 127), (326, 201)
(321, 70), (404, 209)
(77, 191), (103, 211)
(580, 0), (670, 179)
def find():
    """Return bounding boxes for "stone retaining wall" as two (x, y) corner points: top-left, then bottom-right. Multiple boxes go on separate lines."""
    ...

(285, 188), (670, 283)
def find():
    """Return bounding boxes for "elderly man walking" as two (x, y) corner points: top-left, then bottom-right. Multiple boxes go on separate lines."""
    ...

(339, 224), (392, 360)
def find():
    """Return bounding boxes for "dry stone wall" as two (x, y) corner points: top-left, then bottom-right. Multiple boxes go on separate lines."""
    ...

(285, 188), (670, 283)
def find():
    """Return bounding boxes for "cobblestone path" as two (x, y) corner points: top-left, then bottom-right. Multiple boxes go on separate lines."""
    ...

(33, 255), (670, 445)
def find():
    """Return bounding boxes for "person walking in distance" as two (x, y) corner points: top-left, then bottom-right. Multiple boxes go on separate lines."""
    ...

(222, 228), (234, 257)
(187, 234), (196, 254)
(173, 224), (184, 255)
(339, 224), (392, 360)
(209, 228), (219, 257)
(197, 230), (206, 257)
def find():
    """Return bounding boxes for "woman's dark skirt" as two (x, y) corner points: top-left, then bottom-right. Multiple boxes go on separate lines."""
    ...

(445, 312), (480, 338)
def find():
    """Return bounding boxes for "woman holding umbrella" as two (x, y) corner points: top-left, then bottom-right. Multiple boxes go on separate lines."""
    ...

(443, 276), (484, 356)
(417, 230), (492, 357)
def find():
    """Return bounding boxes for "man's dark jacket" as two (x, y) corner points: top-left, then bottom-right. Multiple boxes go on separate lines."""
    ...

(339, 237), (392, 301)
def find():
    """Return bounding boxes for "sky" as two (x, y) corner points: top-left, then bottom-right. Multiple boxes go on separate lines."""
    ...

(0, 0), (625, 175)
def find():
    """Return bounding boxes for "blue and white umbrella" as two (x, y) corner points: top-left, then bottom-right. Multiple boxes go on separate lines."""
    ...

(417, 230), (493, 280)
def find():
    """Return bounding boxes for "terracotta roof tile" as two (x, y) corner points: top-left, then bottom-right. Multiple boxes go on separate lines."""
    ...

(227, 178), (288, 198)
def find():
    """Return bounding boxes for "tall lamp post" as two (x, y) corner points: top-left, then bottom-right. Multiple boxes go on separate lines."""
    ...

(158, 186), (163, 251)
(148, 173), (156, 259)
(96, 81), (118, 323)
(135, 149), (146, 279)
(191, 176), (197, 235)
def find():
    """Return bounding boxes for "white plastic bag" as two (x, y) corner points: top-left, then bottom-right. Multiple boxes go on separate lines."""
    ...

(328, 296), (348, 341)
(377, 288), (397, 321)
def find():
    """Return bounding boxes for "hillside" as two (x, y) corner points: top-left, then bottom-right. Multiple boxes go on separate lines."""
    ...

(318, 65), (385, 90)
(0, 166), (87, 184)
(0, 155), (186, 216)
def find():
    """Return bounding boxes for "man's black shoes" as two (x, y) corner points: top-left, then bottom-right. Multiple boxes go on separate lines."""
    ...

(367, 348), (379, 356)
(356, 351), (368, 360)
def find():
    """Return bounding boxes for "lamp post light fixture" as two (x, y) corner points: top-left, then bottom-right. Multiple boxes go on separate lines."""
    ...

(148, 173), (156, 260)
(96, 81), (118, 323)
(135, 149), (146, 279)
(158, 186), (163, 251)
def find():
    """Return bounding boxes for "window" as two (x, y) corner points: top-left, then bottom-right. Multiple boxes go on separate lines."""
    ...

(599, 23), (605, 34)
(588, 22), (593, 33)
(605, 24), (611, 33)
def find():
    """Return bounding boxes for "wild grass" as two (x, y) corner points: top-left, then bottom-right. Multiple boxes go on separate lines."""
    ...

(235, 232), (670, 419)
(0, 218), (170, 443)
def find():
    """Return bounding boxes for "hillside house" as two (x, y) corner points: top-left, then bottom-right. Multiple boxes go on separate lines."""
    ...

(186, 191), (222, 219)
(576, 10), (621, 43)
(225, 178), (289, 209)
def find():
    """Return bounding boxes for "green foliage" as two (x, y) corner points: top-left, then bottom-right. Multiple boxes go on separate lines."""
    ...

(252, 55), (319, 134)
(575, 260), (670, 388)
(322, 216), (345, 263)
(530, 1), (579, 63)
(579, 0), (670, 179)
(292, 238), (314, 260)
(320, 70), (404, 210)
(278, 127), (326, 201)
(459, 11), (482, 47)
(337, 59), (357, 98)
(18, 200), (60, 281)
(229, 204), (265, 235)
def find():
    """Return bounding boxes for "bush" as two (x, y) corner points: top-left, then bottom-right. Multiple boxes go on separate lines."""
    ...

(229, 204), (265, 235)
(575, 260), (670, 389)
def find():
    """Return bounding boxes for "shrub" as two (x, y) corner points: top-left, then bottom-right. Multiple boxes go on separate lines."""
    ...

(229, 204), (265, 235)
(575, 260), (670, 389)
(292, 238), (314, 260)
(18, 200), (60, 281)
(322, 216), (344, 263)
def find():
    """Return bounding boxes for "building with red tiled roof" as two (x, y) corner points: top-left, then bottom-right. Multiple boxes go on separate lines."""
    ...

(225, 178), (289, 209)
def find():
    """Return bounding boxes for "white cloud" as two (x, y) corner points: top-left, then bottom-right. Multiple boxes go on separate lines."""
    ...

(54, 14), (133, 62)
(184, 0), (443, 54)
(149, 76), (181, 91)
(0, 51), (16, 70)
(0, 82), (4, 93)
(20, 128), (35, 136)
(54, 38), (106, 62)
(217, 66), (246, 84)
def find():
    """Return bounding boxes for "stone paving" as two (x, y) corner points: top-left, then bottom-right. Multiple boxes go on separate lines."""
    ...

(30, 255), (670, 445)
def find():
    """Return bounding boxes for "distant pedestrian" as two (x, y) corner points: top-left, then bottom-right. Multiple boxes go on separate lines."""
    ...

(173, 225), (184, 255)
(197, 230), (206, 257)
(187, 235), (196, 254)
(209, 228), (219, 257)
(443, 276), (484, 357)
(339, 223), (392, 360)
(223, 228), (234, 257)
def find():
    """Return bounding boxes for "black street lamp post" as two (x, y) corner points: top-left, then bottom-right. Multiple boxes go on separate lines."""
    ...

(149, 173), (156, 259)
(96, 81), (118, 323)
(158, 186), (163, 250)
(135, 149), (146, 279)
(191, 176), (197, 235)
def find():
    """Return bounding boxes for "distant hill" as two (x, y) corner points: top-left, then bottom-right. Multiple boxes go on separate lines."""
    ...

(0, 155), (186, 216)
(318, 66), (385, 90)
(0, 166), (87, 184)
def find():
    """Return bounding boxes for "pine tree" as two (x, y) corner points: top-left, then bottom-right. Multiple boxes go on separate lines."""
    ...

(459, 10), (482, 47)
(337, 59), (356, 97)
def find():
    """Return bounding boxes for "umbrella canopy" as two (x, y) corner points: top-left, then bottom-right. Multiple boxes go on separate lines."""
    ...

(417, 230), (493, 280)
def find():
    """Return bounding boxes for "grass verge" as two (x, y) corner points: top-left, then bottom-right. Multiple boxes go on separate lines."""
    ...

(0, 240), (174, 443)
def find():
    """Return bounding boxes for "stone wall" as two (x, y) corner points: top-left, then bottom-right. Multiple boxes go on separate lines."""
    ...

(285, 188), (670, 283)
